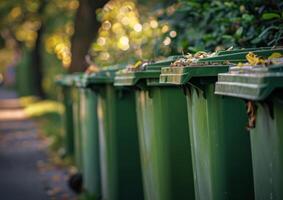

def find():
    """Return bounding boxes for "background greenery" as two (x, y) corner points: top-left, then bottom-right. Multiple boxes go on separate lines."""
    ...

(0, 0), (282, 166)
(1, 0), (282, 98)
(158, 0), (283, 54)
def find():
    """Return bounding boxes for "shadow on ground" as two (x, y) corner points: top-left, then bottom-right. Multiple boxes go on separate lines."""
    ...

(0, 88), (76, 200)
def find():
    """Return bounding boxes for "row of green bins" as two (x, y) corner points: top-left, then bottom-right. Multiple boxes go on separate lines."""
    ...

(215, 56), (283, 199)
(159, 47), (283, 199)
(55, 73), (84, 175)
(74, 73), (101, 199)
(83, 66), (144, 200)
(216, 47), (273, 56)
(160, 59), (253, 199)
(114, 57), (195, 200)
(55, 74), (75, 157)
(72, 74), (84, 171)
(199, 47), (282, 64)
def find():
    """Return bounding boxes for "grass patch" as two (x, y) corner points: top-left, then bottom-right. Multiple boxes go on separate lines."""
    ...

(21, 97), (65, 152)
(19, 96), (40, 107)
(36, 112), (64, 151)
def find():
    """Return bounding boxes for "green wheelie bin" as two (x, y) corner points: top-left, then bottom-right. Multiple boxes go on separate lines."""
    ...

(114, 57), (195, 200)
(216, 47), (273, 56)
(55, 74), (84, 193)
(72, 74), (84, 171)
(84, 66), (144, 200)
(160, 64), (254, 200)
(159, 48), (283, 200)
(55, 74), (75, 157)
(215, 58), (283, 199)
(199, 47), (283, 64)
(74, 74), (101, 199)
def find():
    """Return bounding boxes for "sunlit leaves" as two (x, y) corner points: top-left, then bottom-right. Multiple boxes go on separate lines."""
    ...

(15, 20), (41, 48)
(9, 6), (22, 19)
(90, 0), (166, 66)
(0, 0), (78, 66)
(0, 48), (14, 72)
(0, 0), (43, 49)
(160, 0), (283, 53)
(262, 12), (281, 20)
(44, 26), (72, 68)
(43, 0), (78, 68)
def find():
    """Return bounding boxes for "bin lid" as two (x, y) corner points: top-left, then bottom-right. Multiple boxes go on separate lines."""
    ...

(114, 56), (181, 86)
(55, 73), (83, 87)
(160, 64), (229, 85)
(217, 47), (274, 56)
(215, 63), (283, 101)
(198, 48), (283, 64)
(79, 65), (124, 87)
(159, 49), (283, 85)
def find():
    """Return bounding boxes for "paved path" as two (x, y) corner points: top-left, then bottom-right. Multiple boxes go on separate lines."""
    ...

(0, 88), (76, 200)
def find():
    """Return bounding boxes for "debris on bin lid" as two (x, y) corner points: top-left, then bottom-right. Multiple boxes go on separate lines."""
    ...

(171, 51), (218, 67)
(116, 56), (181, 74)
(197, 47), (283, 64)
(119, 60), (154, 73)
(215, 61), (283, 101)
(82, 64), (124, 86)
(234, 52), (283, 70)
(55, 73), (83, 87)
(246, 52), (283, 65)
(85, 64), (100, 74)
(114, 56), (182, 86)
(217, 46), (275, 55)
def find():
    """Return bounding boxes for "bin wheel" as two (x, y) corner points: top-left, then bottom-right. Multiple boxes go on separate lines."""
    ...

(68, 172), (83, 194)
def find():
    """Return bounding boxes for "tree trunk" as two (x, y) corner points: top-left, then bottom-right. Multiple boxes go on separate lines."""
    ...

(69, 0), (108, 73)
(31, 25), (44, 97)
(30, 0), (47, 98)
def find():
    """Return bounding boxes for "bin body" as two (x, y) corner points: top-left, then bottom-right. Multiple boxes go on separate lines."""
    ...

(250, 94), (283, 199)
(58, 85), (74, 156)
(55, 74), (77, 157)
(72, 87), (83, 170)
(135, 86), (195, 200)
(215, 63), (283, 199)
(96, 83), (143, 200)
(114, 58), (195, 200)
(160, 65), (255, 200)
(79, 88), (101, 199)
(185, 81), (253, 200)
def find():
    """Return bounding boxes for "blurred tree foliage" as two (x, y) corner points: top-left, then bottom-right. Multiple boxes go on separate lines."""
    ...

(0, 0), (78, 97)
(0, 0), (282, 97)
(157, 0), (283, 54)
(89, 0), (167, 66)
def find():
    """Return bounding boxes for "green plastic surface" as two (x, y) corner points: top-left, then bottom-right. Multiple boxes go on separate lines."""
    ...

(80, 88), (101, 199)
(185, 84), (254, 200)
(114, 56), (181, 86)
(75, 68), (144, 199)
(114, 58), (195, 199)
(199, 48), (283, 63)
(82, 65), (124, 87)
(215, 63), (283, 199)
(135, 86), (195, 200)
(72, 87), (83, 171)
(59, 86), (74, 156)
(249, 94), (283, 200)
(215, 64), (283, 101)
(160, 64), (254, 199)
(55, 73), (84, 169)
(97, 84), (144, 200)
(75, 69), (144, 199)
(217, 47), (273, 55)
(55, 73), (83, 87)
(160, 65), (229, 84)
